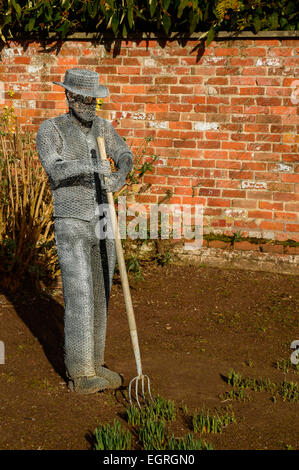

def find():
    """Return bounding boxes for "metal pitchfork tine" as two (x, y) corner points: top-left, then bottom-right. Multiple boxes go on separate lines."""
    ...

(97, 137), (154, 409)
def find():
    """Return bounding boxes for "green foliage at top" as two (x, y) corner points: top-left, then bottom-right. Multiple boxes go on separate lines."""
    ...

(0, 0), (298, 46)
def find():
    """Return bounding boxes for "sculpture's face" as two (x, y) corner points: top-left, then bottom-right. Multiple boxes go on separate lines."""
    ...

(66, 90), (97, 123)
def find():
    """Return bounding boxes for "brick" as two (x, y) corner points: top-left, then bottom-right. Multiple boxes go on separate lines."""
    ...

(169, 104), (192, 112)
(231, 199), (257, 209)
(274, 211), (297, 220)
(167, 176), (191, 186)
(207, 96), (229, 105)
(234, 241), (260, 251)
(130, 76), (153, 84)
(248, 191), (272, 200)
(208, 240), (229, 249)
(173, 140), (196, 149)
(241, 162), (267, 171)
(243, 67), (266, 75)
(207, 198), (231, 207)
(191, 159), (215, 168)
(240, 87), (265, 95)
(170, 86), (194, 94)
(281, 174), (299, 183)
(199, 188), (221, 197)
(260, 244), (284, 254)
(118, 67), (140, 75)
(260, 221), (284, 231)
(14, 56), (31, 64)
(285, 224), (299, 232)
(219, 105), (243, 114)
(169, 121), (192, 130)
(229, 170), (254, 179)
(274, 192), (299, 202)
(259, 201), (283, 210)
(123, 85), (145, 94)
(134, 95), (156, 103)
(285, 202), (299, 212)
(230, 58), (254, 66)
(145, 103), (168, 112)
(211, 219), (230, 228)
(222, 190), (246, 198)
(256, 77), (281, 86)
(179, 76), (203, 84)
(256, 97), (282, 106)
(230, 77), (256, 85)
(248, 210), (272, 219)
(242, 47), (267, 57)
(181, 95), (205, 104)
(143, 175), (167, 185)
(216, 66), (240, 76)
(155, 77), (177, 84)
(222, 142), (246, 151)
(228, 151), (253, 160)
(214, 47), (239, 56)
(270, 106), (296, 115)
(205, 77), (228, 85)
(194, 105), (218, 113)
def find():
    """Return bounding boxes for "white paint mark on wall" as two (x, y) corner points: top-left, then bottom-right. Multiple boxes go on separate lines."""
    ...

(241, 180), (267, 190)
(273, 163), (293, 173)
(291, 80), (299, 105)
(157, 158), (167, 166)
(256, 58), (280, 67)
(207, 86), (218, 95)
(149, 121), (168, 129)
(28, 65), (43, 74)
(144, 58), (156, 67)
(205, 57), (225, 64)
(2, 47), (22, 58)
(194, 122), (219, 131)
(225, 209), (246, 218)
(27, 100), (36, 109)
(262, 231), (275, 240)
(132, 112), (154, 121)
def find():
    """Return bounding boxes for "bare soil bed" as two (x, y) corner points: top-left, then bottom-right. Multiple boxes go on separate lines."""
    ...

(0, 263), (298, 450)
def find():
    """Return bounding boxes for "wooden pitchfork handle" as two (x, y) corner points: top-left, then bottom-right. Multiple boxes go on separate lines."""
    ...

(97, 137), (143, 378)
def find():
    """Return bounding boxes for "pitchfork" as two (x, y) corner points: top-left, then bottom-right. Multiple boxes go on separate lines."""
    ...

(97, 137), (154, 409)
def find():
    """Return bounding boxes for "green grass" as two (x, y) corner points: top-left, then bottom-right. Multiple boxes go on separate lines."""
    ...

(192, 406), (236, 434)
(94, 419), (132, 450)
(94, 394), (214, 451)
(225, 369), (299, 403)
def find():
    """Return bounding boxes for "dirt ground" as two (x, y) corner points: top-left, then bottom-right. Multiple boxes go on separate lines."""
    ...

(0, 262), (298, 450)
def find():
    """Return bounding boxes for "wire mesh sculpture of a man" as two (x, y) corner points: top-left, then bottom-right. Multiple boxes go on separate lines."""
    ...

(36, 69), (133, 394)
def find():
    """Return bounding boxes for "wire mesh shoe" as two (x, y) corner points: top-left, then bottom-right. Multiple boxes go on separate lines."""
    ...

(95, 365), (123, 389)
(67, 375), (110, 394)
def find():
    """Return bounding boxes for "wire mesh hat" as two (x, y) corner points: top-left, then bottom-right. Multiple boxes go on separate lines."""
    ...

(53, 68), (109, 98)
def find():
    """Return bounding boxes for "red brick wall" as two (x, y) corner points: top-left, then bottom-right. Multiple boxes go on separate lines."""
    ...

(0, 37), (298, 242)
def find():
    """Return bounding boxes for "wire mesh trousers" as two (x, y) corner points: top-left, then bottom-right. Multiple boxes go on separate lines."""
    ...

(54, 215), (116, 379)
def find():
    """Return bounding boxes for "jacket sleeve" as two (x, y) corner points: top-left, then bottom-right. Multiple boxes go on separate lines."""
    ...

(36, 119), (93, 188)
(103, 121), (133, 192)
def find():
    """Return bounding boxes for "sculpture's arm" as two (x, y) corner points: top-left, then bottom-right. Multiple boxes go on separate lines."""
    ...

(102, 121), (133, 193)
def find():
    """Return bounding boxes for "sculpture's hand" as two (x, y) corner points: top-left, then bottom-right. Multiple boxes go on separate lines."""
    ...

(103, 172), (126, 193)
(97, 160), (111, 177)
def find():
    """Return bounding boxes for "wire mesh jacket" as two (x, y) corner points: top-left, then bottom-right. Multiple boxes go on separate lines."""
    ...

(36, 114), (133, 379)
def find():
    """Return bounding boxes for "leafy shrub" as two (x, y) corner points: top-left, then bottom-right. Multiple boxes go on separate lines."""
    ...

(0, 1), (298, 45)
(0, 102), (59, 292)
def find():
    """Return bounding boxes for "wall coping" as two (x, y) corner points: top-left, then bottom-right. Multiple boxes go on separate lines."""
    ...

(10, 30), (299, 43)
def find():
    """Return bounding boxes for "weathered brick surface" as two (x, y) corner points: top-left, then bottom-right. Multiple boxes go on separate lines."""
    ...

(1, 37), (298, 243)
